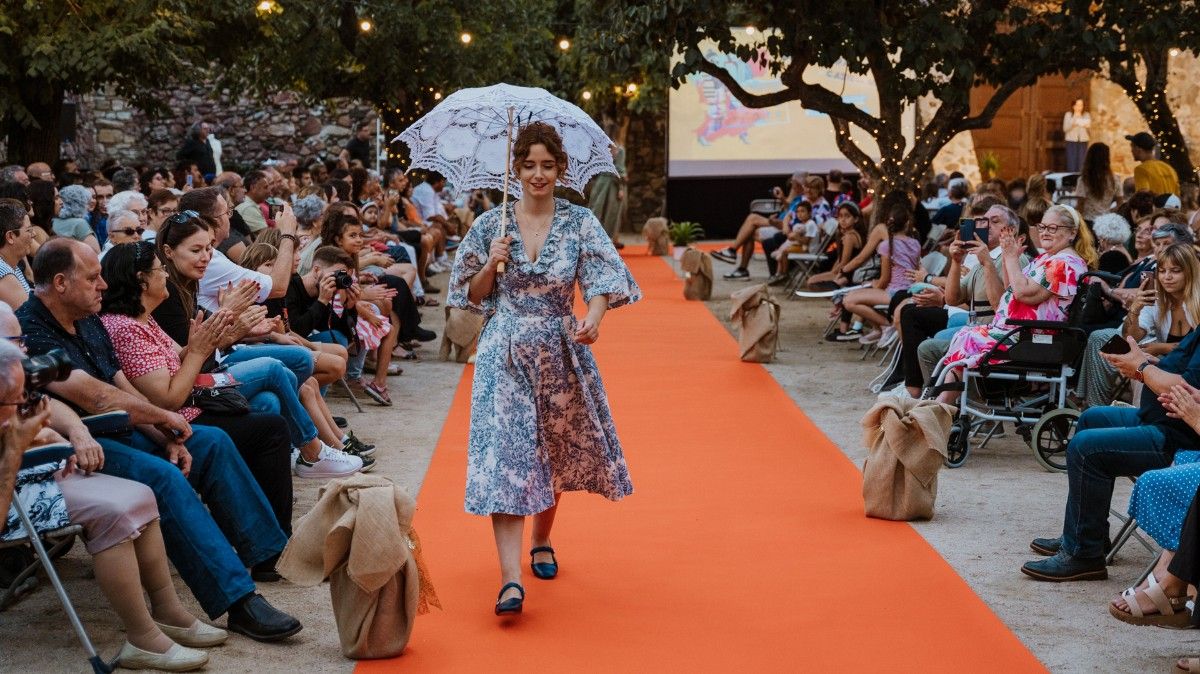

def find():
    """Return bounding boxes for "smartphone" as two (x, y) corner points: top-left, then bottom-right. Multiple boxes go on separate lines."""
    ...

(1142, 270), (1157, 290)
(958, 217), (975, 243)
(267, 197), (284, 220)
(1100, 333), (1132, 355)
(974, 225), (989, 245)
(185, 174), (194, 188)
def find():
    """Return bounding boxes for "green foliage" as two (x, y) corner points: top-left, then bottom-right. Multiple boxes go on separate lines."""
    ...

(667, 220), (704, 246)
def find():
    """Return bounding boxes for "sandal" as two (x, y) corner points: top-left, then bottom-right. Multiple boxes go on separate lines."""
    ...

(362, 381), (393, 406)
(1108, 572), (1193, 628)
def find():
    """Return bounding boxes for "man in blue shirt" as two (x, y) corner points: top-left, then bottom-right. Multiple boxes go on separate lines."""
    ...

(1022, 331), (1200, 581)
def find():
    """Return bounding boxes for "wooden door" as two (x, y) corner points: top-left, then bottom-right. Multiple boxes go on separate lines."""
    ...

(969, 74), (1091, 180)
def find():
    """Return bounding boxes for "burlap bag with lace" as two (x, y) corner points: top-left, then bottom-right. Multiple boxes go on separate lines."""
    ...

(680, 246), (713, 301)
(729, 283), (780, 362)
(643, 217), (670, 256)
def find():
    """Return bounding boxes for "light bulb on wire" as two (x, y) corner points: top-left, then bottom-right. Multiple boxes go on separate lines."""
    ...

(359, 19), (373, 32)
(559, 39), (571, 51)
(581, 90), (593, 101)
(460, 32), (473, 44)
(257, 0), (274, 12)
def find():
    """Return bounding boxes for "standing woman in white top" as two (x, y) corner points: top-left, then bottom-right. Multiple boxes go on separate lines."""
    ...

(1064, 98), (1091, 173)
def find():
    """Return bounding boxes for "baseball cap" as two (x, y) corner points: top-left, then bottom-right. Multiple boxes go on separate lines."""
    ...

(1125, 132), (1157, 151)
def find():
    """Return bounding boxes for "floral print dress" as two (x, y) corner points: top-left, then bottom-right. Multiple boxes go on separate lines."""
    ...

(448, 199), (641, 516)
(941, 249), (1088, 368)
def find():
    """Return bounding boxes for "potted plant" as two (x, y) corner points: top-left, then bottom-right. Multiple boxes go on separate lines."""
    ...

(978, 151), (1001, 181)
(667, 221), (705, 260)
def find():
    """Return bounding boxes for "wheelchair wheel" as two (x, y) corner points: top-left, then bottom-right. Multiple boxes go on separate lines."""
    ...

(945, 417), (972, 468)
(1032, 407), (1080, 473)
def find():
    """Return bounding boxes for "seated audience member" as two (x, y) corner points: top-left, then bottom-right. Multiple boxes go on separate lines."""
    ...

(1021, 286), (1200, 581)
(1089, 215), (1191, 330)
(841, 203), (922, 345)
(717, 175), (829, 280)
(764, 200), (817, 285)
(139, 167), (172, 196)
(0, 323), (223, 670)
(16, 239), (302, 639)
(806, 202), (869, 293)
(281, 245), (360, 350)
(1075, 143), (1122, 221)
(152, 217), (371, 469)
(53, 184), (101, 252)
(711, 172), (806, 270)
(145, 188), (179, 241)
(901, 202), (1032, 397)
(1093, 212), (1133, 274)
(99, 210), (144, 259)
(0, 199), (35, 308)
(108, 190), (150, 235)
(1076, 243), (1200, 408)
(935, 205), (1096, 405)
(28, 179), (59, 237)
(292, 193), (327, 243)
(931, 177), (969, 230)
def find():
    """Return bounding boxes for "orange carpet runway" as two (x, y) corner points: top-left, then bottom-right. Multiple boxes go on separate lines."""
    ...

(357, 255), (1044, 672)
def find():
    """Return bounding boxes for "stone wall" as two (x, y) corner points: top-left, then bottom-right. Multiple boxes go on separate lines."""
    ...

(1088, 52), (1200, 179)
(623, 112), (666, 232)
(70, 85), (377, 171)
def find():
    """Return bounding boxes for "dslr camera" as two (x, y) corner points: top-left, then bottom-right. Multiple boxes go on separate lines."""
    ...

(20, 348), (72, 416)
(332, 270), (355, 289)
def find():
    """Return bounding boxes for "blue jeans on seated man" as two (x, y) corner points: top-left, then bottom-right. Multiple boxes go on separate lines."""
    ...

(222, 343), (314, 388)
(96, 426), (286, 619)
(1060, 406), (1176, 559)
(225, 356), (320, 448)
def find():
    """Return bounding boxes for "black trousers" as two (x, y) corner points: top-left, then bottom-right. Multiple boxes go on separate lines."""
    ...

(379, 273), (423, 340)
(193, 413), (294, 536)
(1168, 486), (1200, 627)
(898, 304), (949, 388)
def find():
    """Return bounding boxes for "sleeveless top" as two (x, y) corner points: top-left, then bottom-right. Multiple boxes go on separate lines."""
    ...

(0, 258), (31, 293)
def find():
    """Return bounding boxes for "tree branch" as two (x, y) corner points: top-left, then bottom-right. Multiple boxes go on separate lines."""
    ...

(830, 117), (877, 178)
(957, 69), (1040, 132)
(696, 58), (882, 136)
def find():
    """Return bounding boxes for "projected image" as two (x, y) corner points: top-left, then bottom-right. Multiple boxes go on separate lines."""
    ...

(670, 31), (913, 178)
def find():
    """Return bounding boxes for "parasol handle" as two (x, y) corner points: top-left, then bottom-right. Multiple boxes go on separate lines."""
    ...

(497, 106), (515, 275)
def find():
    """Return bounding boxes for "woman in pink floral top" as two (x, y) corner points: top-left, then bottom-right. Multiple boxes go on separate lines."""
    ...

(937, 204), (1097, 403)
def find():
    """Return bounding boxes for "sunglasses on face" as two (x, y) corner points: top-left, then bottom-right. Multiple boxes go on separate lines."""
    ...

(111, 227), (146, 237)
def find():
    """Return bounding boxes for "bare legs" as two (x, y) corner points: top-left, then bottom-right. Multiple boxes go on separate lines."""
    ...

(93, 521), (199, 654)
(299, 377), (343, 447)
(842, 288), (892, 330)
(491, 493), (563, 604)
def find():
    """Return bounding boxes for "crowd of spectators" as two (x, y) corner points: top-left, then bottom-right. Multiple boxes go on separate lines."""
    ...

(0, 127), (476, 668)
(710, 130), (1200, 670)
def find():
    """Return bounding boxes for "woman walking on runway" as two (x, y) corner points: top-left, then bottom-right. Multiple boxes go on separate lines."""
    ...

(447, 121), (641, 616)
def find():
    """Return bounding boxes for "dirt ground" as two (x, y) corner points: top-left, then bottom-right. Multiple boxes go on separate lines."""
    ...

(3, 243), (1195, 672)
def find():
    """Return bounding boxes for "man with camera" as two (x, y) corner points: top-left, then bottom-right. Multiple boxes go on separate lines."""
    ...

(0, 339), (50, 522)
(281, 246), (359, 346)
(13, 241), (303, 641)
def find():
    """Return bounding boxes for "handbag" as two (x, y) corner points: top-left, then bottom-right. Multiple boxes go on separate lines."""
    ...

(189, 372), (250, 415)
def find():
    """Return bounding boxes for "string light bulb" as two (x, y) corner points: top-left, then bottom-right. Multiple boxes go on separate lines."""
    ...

(359, 18), (372, 32)
(582, 90), (593, 101)
(626, 83), (638, 94)
(433, 92), (442, 100)
(460, 32), (472, 44)
(558, 39), (571, 51)
(257, 0), (275, 12)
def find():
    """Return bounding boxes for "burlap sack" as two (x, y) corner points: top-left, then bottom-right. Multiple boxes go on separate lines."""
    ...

(680, 246), (713, 301)
(644, 217), (670, 256)
(439, 306), (484, 363)
(728, 283), (779, 362)
(860, 396), (955, 521)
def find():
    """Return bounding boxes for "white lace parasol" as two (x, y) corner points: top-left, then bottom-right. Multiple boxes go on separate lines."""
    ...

(393, 83), (616, 198)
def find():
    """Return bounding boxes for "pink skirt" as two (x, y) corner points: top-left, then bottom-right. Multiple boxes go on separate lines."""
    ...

(54, 471), (159, 554)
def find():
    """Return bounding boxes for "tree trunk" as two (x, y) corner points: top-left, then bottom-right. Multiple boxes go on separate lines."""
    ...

(1109, 50), (1198, 185)
(5, 80), (64, 165)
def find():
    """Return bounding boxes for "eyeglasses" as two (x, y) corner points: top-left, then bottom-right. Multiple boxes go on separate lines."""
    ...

(4, 335), (24, 348)
(141, 265), (168, 276)
(111, 227), (146, 237)
(156, 207), (178, 216)
(1035, 222), (1075, 234)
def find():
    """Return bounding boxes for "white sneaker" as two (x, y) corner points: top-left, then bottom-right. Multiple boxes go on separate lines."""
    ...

(878, 326), (898, 347)
(293, 444), (363, 479)
(427, 260), (446, 273)
(859, 328), (882, 345)
(437, 254), (450, 265)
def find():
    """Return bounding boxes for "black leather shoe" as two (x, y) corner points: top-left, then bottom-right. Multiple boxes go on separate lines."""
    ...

(530, 546), (558, 580)
(333, 416), (348, 429)
(414, 327), (437, 342)
(250, 555), (282, 583)
(495, 582), (524, 616)
(1020, 551), (1107, 582)
(227, 593), (303, 641)
(1029, 536), (1113, 557)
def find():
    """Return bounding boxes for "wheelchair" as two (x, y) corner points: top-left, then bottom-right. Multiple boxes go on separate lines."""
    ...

(924, 294), (1099, 472)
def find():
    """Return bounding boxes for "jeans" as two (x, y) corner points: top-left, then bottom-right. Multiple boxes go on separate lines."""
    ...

(96, 427), (286, 618)
(223, 344), (314, 386)
(224, 356), (318, 448)
(1061, 406), (1175, 558)
(310, 329), (350, 347)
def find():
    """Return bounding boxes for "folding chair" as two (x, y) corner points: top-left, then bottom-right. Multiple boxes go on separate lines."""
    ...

(6, 443), (115, 673)
(336, 377), (364, 413)
(783, 219), (839, 293)
(749, 198), (784, 216)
